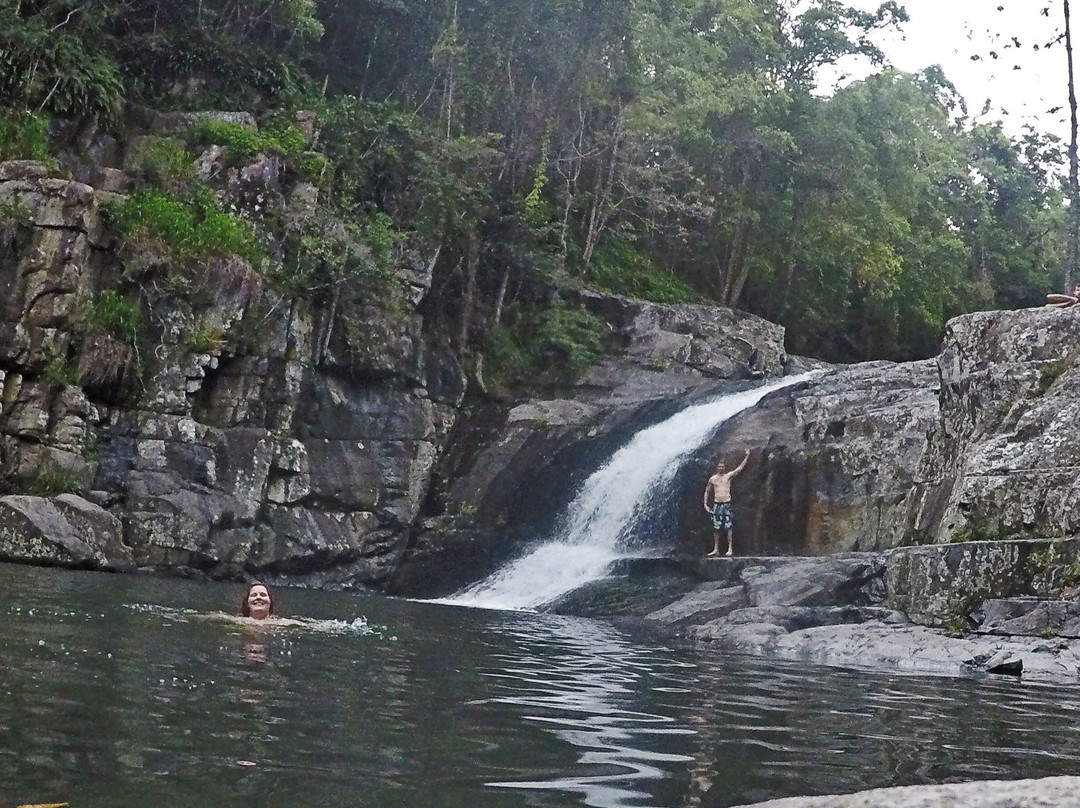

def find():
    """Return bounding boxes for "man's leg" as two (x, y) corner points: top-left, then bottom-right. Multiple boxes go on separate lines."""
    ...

(724, 528), (734, 557)
(707, 529), (721, 556)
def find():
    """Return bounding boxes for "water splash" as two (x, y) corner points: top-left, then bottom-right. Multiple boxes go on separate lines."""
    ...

(448, 372), (816, 610)
(127, 604), (382, 636)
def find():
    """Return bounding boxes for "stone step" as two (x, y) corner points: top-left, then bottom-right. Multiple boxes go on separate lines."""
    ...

(972, 597), (1080, 638)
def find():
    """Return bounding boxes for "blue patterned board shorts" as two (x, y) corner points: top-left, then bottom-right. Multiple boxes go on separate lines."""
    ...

(711, 501), (733, 530)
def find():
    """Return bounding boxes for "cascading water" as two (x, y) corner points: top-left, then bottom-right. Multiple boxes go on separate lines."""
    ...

(447, 372), (816, 611)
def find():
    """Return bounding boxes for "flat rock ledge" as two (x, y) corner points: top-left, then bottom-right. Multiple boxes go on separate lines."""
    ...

(586, 540), (1080, 682)
(730, 775), (1080, 807)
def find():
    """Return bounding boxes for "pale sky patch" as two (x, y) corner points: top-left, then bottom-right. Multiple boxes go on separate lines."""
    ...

(823, 0), (1069, 140)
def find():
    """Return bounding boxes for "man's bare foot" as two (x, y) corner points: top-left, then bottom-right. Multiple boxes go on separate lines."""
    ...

(706, 550), (719, 557)
(725, 549), (734, 557)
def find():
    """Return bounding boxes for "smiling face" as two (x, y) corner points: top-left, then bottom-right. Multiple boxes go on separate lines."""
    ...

(245, 584), (272, 620)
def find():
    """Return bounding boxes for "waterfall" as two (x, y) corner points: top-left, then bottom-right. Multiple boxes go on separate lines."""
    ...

(446, 372), (816, 611)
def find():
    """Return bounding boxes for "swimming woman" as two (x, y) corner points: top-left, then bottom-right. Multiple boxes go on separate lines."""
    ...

(240, 581), (275, 620)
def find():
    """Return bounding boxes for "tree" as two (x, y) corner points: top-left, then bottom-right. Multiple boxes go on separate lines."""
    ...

(1064, 0), (1078, 289)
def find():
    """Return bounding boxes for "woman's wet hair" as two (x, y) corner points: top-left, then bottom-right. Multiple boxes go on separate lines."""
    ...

(240, 581), (275, 617)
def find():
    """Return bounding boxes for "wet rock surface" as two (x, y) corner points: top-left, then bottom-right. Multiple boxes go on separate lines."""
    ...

(394, 301), (790, 596)
(730, 776), (1080, 808)
(683, 307), (1080, 561)
(552, 541), (1080, 682)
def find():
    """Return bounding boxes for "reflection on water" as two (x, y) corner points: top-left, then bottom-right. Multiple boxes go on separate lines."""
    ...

(678, 663), (1080, 807)
(476, 613), (696, 808)
(4, 563), (1080, 808)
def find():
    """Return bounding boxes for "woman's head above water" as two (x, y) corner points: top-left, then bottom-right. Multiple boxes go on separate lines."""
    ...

(240, 582), (274, 620)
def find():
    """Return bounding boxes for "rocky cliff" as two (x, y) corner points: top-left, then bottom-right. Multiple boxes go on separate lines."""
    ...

(0, 150), (461, 587)
(392, 290), (789, 595)
(684, 306), (1080, 559)
(409, 303), (1080, 594)
(0, 115), (788, 589)
(3, 112), (1079, 597)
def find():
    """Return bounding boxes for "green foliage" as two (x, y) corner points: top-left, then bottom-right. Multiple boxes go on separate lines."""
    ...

(1, 197), (31, 249)
(485, 300), (606, 388)
(106, 186), (266, 267)
(197, 119), (305, 159)
(948, 521), (1000, 544)
(277, 206), (401, 294)
(197, 120), (261, 158)
(28, 463), (81, 496)
(83, 290), (141, 346)
(130, 136), (193, 188)
(484, 324), (535, 387)
(0, 111), (54, 165)
(355, 207), (402, 270)
(0, 3), (123, 121)
(1, 199), (32, 255)
(0, 0), (1068, 367)
(81, 424), (101, 461)
(188, 324), (224, 354)
(1026, 547), (1057, 579)
(43, 352), (77, 387)
(1059, 560), (1080, 589)
(1036, 351), (1080, 395)
(586, 240), (698, 304)
(945, 611), (968, 636)
(299, 152), (331, 184)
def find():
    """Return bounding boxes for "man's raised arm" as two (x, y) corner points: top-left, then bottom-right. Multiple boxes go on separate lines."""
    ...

(730, 449), (751, 476)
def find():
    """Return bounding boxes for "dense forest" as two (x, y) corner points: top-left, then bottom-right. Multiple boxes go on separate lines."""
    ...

(0, 0), (1068, 369)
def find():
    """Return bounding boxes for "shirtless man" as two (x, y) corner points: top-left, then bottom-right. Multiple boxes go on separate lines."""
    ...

(1046, 284), (1080, 308)
(702, 449), (750, 557)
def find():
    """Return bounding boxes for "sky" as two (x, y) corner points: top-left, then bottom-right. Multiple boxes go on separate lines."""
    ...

(827, 0), (1069, 140)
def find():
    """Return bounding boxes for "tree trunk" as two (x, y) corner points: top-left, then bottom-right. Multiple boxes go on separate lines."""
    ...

(1066, 0), (1079, 290)
(492, 266), (510, 329)
(719, 220), (749, 304)
(458, 243), (478, 353)
(557, 100), (587, 271)
(728, 233), (756, 307)
(580, 110), (625, 272)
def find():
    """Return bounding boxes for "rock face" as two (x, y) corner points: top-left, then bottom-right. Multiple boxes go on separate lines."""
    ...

(6, 117), (1080, 599)
(567, 288), (787, 397)
(607, 540), (1080, 682)
(0, 128), (788, 588)
(730, 776), (1080, 808)
(885, 538), (1080, 628)
(682, 307), (1080, 559)
(0, 149), (456, 586)
(0, 494), (131, 570)
(907, 308), (1080, 544)
(398, 304), (1080, 596)
(394, 297), (790, 596)
(688, 359), (939, 557)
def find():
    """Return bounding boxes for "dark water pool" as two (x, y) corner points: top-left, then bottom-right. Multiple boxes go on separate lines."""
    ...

(2, 563), (1080, 807)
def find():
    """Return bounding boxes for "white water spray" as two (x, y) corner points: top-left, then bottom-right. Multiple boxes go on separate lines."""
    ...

(447, 373), (816, 611)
